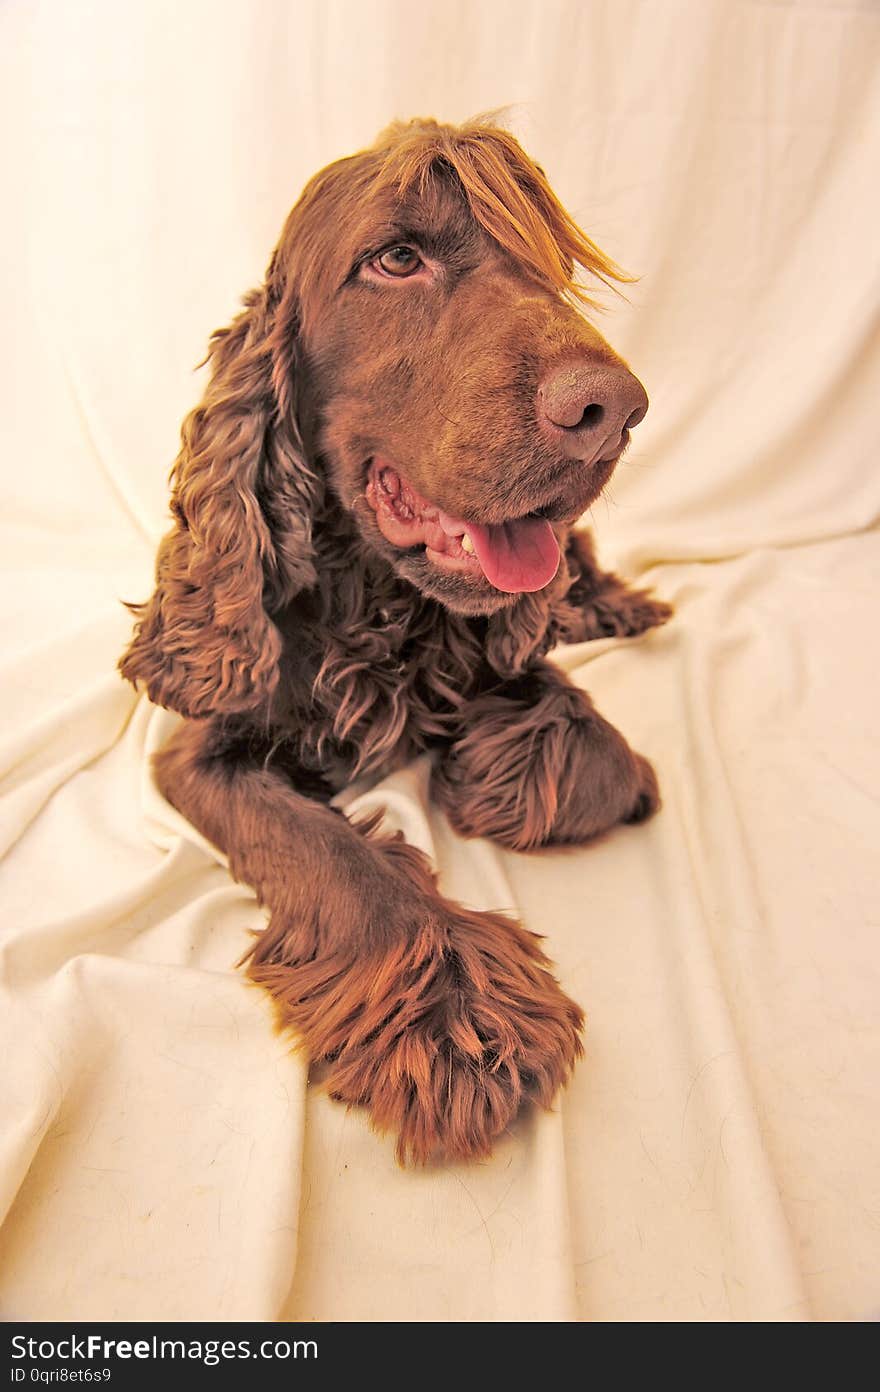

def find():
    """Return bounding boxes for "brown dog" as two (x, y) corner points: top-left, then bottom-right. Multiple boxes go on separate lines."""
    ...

(120, 118), (670, 1164)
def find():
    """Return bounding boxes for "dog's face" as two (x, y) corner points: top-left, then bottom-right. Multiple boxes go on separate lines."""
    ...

(281, 122), (648, 616)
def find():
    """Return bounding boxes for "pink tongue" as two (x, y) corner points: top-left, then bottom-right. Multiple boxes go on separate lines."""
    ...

(465, 516), (560, 593)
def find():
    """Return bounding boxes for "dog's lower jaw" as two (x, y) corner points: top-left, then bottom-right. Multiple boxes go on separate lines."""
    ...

(349, 495), (526, 616)
(390, 550), (525, 616)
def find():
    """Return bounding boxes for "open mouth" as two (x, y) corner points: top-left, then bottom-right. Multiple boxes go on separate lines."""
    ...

(364, 460), (562, 594)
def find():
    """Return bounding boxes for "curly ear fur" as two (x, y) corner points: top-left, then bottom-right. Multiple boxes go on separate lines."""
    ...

(120, 272), (319, 718)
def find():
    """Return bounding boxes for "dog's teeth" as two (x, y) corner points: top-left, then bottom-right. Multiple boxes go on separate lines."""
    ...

(461, 533), (475, 555)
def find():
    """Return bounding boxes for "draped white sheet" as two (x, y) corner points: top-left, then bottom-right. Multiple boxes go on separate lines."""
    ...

(1, 0), (878, 1321)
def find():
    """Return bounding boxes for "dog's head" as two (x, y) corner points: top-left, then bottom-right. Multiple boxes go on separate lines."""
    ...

(121, 118), (648, 715)
(289, 118), (647, 614)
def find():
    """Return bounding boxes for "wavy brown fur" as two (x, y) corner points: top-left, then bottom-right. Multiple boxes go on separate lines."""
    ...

(121, 117), (669, 1163)
(372, 116), (632, 306)
(249, 825), (584, 1165)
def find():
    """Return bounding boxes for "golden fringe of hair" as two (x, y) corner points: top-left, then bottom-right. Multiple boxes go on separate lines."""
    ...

(371, 116), (632, 307)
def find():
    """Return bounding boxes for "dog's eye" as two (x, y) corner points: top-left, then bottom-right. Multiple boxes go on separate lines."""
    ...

(376, 246), (422, 277)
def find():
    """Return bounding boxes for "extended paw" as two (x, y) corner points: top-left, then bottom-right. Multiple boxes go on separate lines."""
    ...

(250, 899), (583, 1164)
(624, 754), (660, 824)
(578, 586), (672, 640)
(433, 677), (661, 850)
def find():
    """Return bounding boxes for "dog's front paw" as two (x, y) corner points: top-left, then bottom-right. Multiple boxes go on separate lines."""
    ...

(252, 897), (583, 1164)
(433, 680), (661, 850)
(578, 586), (672, 640)
(355, 902), (584, 1165)
(624, 754), (661, 823)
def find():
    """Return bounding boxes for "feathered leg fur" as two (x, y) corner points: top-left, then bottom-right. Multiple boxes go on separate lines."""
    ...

(155, 720), (583, 1164)
(563, 531), (672, 641)
(432, 660), (659, 851)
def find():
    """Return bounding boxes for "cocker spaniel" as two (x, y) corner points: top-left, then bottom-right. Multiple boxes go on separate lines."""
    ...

(120, 117), (670, 1164)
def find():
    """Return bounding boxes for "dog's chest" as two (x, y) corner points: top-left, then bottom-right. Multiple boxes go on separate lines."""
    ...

(273, 589), (486, 786)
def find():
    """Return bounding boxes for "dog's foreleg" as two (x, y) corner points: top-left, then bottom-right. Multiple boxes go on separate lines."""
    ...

(154, 718), (583, 1164)
(432, 659), (659, 850)
(561, 529), (672, 641)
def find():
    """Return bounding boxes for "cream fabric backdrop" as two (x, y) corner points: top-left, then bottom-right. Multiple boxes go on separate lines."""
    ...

(1, 0), (878, 1321)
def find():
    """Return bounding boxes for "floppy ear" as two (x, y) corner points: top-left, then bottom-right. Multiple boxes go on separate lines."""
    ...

(120, 268), (319, 718)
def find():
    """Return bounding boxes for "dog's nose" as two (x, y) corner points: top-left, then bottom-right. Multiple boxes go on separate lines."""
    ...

(537, 360), (649, 462)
